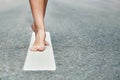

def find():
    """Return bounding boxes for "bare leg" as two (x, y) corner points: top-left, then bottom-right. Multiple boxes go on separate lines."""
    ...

(44, 0), (48, 18)
(29, 0), (48, 52)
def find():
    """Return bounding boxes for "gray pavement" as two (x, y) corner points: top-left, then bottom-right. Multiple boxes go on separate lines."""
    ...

(0, 0), (120, 80)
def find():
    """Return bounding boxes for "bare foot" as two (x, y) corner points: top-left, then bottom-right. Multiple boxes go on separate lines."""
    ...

(31, 24), (49, 46)
(30, 23), (49, 52)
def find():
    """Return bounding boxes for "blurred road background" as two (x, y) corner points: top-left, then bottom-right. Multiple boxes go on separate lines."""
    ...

(0, 0), (120, 80)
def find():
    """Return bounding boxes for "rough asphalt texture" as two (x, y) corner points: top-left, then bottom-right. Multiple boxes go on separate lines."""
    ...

(0, 0), (120, 80)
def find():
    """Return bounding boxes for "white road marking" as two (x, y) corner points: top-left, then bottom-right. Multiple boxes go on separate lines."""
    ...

(23, 32), (56, 71)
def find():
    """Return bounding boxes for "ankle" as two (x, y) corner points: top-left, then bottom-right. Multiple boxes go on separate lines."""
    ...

(35, 25), (45, 32)
(35, 29), (45, 35)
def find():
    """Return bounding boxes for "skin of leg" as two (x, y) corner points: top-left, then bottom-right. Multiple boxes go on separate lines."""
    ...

(31, 0), (48, 32)
(43, 0), (48, 18)
(29, 0), (45, 30)
(29, 0), (48, 51)
(31, 0), (49, 47)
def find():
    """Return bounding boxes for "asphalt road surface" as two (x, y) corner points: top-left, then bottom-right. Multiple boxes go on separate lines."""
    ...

(0, 0), (120, 80)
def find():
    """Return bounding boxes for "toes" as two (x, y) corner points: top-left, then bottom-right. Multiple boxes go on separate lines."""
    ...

(30, 46), (45, 52)
(37, 46), (45, 51)
(45, 41), (49, 46)
(30, 47), (37, 51)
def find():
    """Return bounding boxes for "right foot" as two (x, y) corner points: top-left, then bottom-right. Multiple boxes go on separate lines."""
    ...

(30, 23), (49, 52)
(31, 23), (49, 46)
